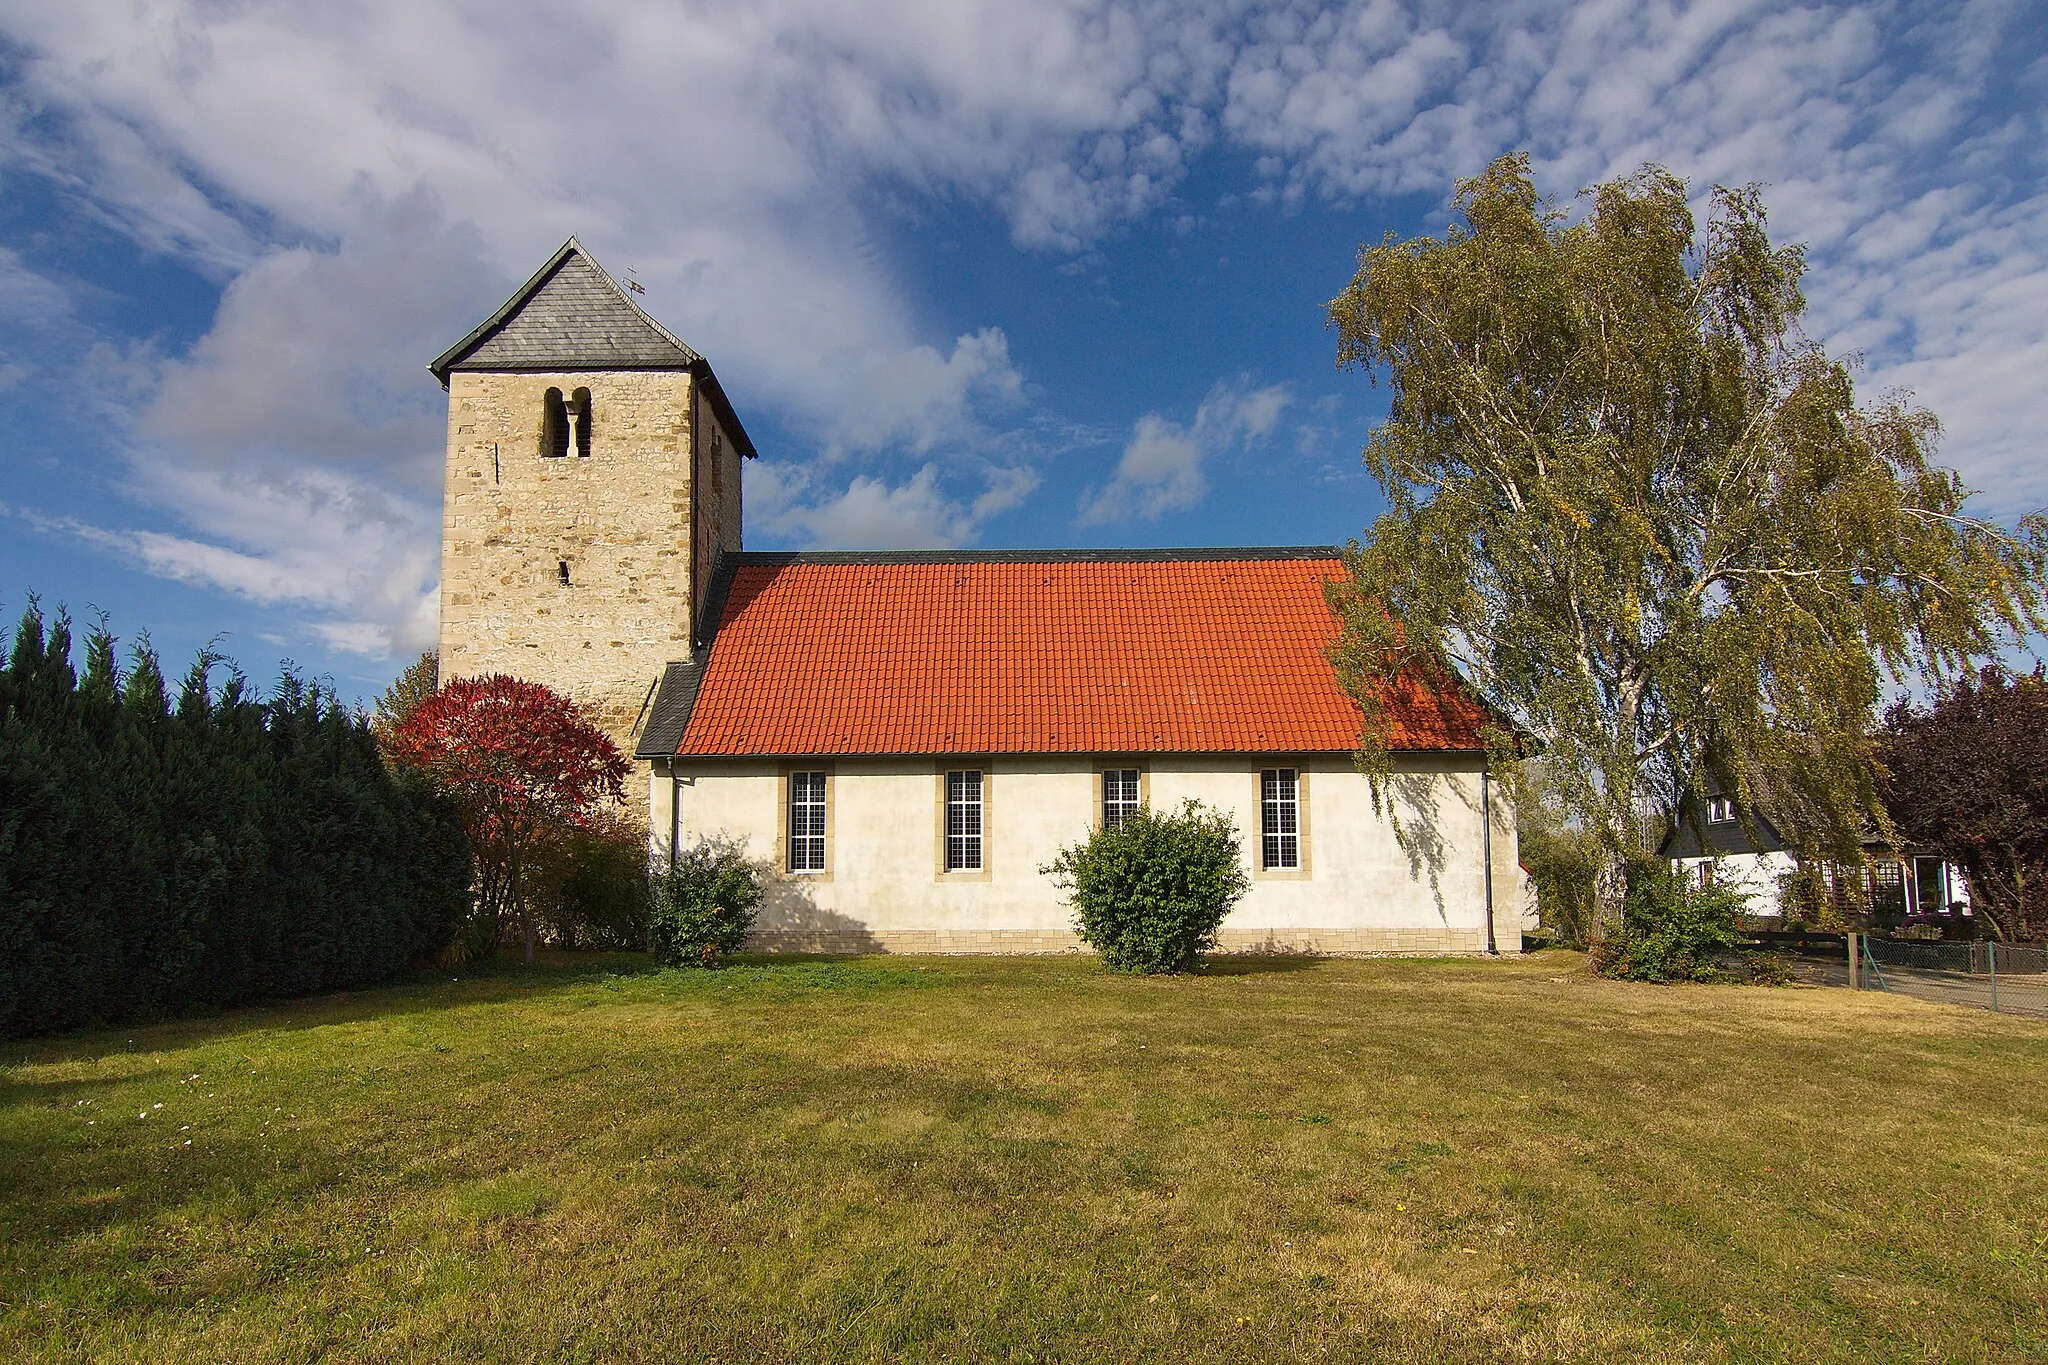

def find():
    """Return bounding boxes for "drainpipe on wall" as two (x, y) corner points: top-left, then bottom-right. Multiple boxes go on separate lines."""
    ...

(1481, 762), (1499, 955)
(669, 761), (682, 869)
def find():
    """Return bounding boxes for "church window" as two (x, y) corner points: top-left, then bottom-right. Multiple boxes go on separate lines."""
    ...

(1261, 768), (1300, 870)
(788, 771), (827, 873)
(945, 769), (983, 871)
(1102, 768), (1140, 829)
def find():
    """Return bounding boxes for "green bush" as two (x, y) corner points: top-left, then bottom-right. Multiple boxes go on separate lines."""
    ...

(533, 811), (652, 951)
(1591, 864), (1749, 983)
(1043, 800), (1250, 974)
(649, 836), (761, 967)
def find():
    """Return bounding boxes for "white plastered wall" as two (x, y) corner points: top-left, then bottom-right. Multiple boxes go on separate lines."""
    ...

(648, 752), (1525, 955)
(1673, 851), (1797, 915)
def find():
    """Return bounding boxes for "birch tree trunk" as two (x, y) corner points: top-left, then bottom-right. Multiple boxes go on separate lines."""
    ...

(1593, 853), (1630, 936)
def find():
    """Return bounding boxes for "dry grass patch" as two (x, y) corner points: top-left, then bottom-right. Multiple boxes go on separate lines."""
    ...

(3, 953), (2045, 1362)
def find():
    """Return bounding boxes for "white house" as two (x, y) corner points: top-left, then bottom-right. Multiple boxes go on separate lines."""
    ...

(1661, 793), (1970, 924)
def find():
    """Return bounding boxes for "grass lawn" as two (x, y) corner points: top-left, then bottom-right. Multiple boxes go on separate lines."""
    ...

(4, 952), (2046, 1363)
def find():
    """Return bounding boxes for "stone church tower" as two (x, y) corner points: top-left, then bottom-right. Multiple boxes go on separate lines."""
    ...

(429, 239), (755, 750)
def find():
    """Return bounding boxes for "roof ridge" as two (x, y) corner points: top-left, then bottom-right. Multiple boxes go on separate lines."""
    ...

(729, 546), (1341, 566)
(576, 243), (705, 366)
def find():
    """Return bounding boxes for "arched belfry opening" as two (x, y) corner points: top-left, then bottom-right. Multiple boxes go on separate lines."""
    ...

(542, 387), (568, 458)
(541, 387), (591, 459)
(570, 387), (592, 457)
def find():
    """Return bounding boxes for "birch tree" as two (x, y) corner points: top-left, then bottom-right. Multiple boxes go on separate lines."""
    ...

(1325, 154), (2048, 927)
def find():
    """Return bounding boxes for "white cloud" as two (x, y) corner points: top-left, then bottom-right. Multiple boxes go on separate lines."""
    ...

(0, 0), (2042, 653)
(0, 245), (74, 324)
(24, 461), (441, 659)
(826, 328), (1026, 458)
(1205, 0), (2048, 514)
(752, 450), (1044, 549)
(1082, 414), (1205, 523)
(1080, 377), (1291, 525)
(139, 188), (495, 487)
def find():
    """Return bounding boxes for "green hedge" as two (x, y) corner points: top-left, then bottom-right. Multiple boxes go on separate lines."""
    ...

(0, 605), (472, 1038)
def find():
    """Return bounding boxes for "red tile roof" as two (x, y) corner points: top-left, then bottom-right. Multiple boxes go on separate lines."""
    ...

(664, 550), (1486, 758)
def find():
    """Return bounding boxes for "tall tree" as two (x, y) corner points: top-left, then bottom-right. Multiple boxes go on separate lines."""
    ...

(372, 650), (439, 741)
(385, 675), (629, 963)
(1325, 154), (2048, 925)
(1880, 668), (2048, 942)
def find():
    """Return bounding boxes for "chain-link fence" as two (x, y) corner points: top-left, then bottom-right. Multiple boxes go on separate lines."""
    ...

(1856, 937), (2048, 1017)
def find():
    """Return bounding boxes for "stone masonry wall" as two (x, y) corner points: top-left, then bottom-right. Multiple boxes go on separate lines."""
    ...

(439, 369), (697, 751)
(691, 390), (744, 636)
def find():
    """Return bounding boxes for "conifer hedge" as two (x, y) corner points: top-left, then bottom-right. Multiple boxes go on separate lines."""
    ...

(0, 605), (472, 1038)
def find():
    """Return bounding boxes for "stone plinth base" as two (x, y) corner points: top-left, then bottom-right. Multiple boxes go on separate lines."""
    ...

(741, 926), (1498, 957)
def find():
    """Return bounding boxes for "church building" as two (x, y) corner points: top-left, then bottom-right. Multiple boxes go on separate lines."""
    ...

(431, 240), (1529, 955)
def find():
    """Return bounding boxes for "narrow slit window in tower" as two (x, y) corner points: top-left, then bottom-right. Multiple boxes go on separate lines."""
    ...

(570, 387), (592, 457)
(558, 560), (571, 587)
(542, 388), (569, 458)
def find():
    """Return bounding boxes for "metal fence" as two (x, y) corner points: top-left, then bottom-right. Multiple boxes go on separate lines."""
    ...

(1856, 936), (2048, 1017)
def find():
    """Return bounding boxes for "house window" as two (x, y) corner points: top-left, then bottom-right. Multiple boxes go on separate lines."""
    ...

(1102, 769), (1140, 830)
(945, 769), (983, 871)
(1707, 796), (1735, 824)
(788, 771), (827, 873)
(1260, 767), (1300, 870)
(1870, 859), (1907, 918)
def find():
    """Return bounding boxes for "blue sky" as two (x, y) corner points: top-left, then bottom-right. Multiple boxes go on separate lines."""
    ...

(1, 1), (2043, 705)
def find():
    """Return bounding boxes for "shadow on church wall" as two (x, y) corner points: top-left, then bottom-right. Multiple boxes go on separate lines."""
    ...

(1386, 764), (1456, 923)
(750, 876), (883, 954)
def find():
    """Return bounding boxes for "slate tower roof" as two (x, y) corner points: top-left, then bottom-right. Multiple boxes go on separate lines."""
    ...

(429, 237), (756, 457)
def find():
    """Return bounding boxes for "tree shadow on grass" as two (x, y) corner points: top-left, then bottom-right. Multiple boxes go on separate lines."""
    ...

(1195, 955), (1328, 976)
(0, 952), (660, 1064)
(2, 949), (982, 1067)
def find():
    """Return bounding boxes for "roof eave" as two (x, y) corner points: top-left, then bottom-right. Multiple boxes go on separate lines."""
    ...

(428, 237), (583, 387)
(658, 744), (1486, 762)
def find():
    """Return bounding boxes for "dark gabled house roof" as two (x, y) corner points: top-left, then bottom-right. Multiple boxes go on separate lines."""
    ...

(1658, 790), (1938, 861)
(636, 548), (1492, 761)
(1659, 804), (1791, 859)
(429, 237), (757, 459)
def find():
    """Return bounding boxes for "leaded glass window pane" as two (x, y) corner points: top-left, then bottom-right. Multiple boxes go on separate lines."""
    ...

(788, 770), (827, 873)
(1102, 769), (1140, 829)
(1261, 767), (1299, 869)
(946, 769), (983, 871)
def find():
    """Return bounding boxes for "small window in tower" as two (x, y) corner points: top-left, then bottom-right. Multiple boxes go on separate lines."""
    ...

(542, 388), (569, 458)
(570, 387), (592, 457)
(557, 560), (571, 587)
